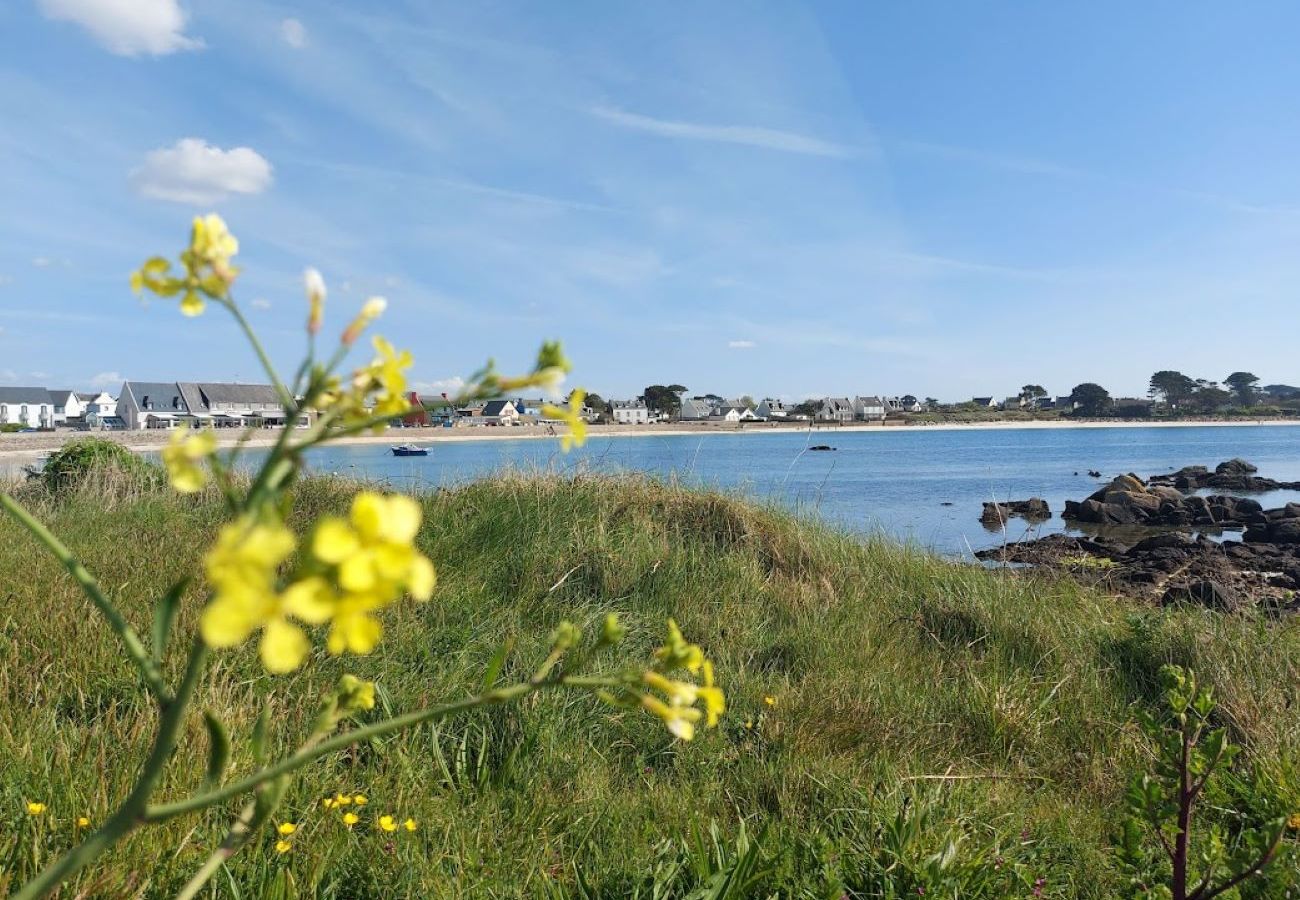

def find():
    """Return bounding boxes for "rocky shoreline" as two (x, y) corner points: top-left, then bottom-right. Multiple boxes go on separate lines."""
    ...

(976, 459), (1300, 615)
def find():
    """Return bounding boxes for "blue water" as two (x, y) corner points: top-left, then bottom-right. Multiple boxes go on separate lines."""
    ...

(288, 425), (1300, 557)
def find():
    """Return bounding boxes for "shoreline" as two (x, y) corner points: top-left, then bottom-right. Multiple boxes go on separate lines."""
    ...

(2, 416), (1299, 463)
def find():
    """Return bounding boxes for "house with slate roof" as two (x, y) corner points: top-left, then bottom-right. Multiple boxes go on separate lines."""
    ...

(0, 387), (54, 428)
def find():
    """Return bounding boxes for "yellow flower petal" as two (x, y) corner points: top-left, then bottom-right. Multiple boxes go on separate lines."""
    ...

(407, 555), (436, 601)
(313, 517), (360, 564)
(275, 839), (292, 854)
(281, 577), (336, 625)
(378, 815), (397, 832)
(260, 618), (310, 673)
(403, 818), (417, 832)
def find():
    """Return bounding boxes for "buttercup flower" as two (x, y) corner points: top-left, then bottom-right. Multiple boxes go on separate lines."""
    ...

(77, 816), (90, 828)
(1288, 812), (1300, 830)
(341, 812), (360, 827)
(353, 794), (368, 807)
(378, 815), (398, 832)
(277, 822), (297, 836)
(26, 802), (46, 815)
(541, 388), (588, 452)
(275, 840), (292, 854)
(403, 818), (417, 832)
(161, 427), (217, 493)
(763, 695), (777, 708)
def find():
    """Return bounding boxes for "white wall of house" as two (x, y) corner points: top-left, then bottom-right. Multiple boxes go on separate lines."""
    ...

(0, 402), (53, 428)
(52, 392), (84, 423)
(611, 404), (648, 424)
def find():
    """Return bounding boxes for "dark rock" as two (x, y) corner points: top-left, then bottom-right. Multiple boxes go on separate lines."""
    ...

(1215, 458), (1258, 476)
(980, 498), (1050, 524)
(1245, 519), (1300, 544)
(1161, 579), (1243, 612)
(1128, 533), (1197, 553)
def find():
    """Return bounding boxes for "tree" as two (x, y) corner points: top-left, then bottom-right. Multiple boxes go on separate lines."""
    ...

(1020, 384), (1048, 402)
(738, 395), (755, 410)
(641, 385), (686, 417)
(1191, 382), (1231, 413)
(1149, 371), (1198, 408)
(792, 399), (820, 418)
(583, 393), (609, 422)
(1070, 382), (1112, 416)
(1224, 372), (1260, 407)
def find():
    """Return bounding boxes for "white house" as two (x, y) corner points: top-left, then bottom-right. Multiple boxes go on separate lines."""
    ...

(886, 396), (923, 413)
(754, 398), (790, 419)
(49, 389), (86, 424)
(0, 387), (55, 429)
(480, 399), (519, 425)
(79, 392), (118, 426)
(677, 394), (717, 421)
(971, 397), (998, 408)
(816, 397), (855, 423)
(118, 381), (304, 430)
(853, 396), (887, 422)
(610, 399), (649, 425)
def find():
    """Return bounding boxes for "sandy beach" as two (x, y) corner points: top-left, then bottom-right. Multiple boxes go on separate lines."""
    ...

(2, 416), (1297, 464)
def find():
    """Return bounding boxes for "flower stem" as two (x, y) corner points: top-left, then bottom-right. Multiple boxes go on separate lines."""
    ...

(0, 492), (169, 702)
(12, 639), (209, 900)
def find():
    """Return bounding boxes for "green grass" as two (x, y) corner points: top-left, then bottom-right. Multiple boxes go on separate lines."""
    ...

(0, 471), (1297, 897)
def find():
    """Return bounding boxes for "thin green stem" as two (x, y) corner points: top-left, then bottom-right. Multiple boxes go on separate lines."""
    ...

(144, 673), (616, 824)
(0, 492), (169, 702)
(221, 299), (294, 410)
(12, 640), (209, 900)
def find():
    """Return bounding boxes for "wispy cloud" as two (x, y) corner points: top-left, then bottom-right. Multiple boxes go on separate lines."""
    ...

(727, 340), (757, 349)
(280, 18), (307, 49)
(131, 139), (274, 204)
(891, 138), (1086, 179)
(590, 106), (853, 158)
(89, 370), (122, 389)
(38, 0), (202, 56)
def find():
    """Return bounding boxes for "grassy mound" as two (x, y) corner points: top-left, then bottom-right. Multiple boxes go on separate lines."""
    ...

(0, 474), (1296, 896)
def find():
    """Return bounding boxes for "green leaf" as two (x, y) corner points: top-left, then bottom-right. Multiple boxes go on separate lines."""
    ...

(251, 704), (272, 765)
(482, 637), (514, 690)
(203, 711), (231, 788)
(151, 577), (189, 666)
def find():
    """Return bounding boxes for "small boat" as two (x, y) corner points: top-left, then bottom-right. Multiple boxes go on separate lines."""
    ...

(808, 444), (836, 452)
(390, 444), (429, 457)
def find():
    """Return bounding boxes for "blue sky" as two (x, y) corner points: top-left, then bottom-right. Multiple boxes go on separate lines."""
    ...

(2, 2), (1299, 401)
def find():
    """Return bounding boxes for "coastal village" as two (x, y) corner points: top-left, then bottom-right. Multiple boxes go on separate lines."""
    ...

(2, 380), (1299, 432)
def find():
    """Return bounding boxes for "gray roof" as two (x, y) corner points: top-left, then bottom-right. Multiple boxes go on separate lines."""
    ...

(481, 399), (517, 417)
(611, 400), (647, 409)
(126, 382), (187, 412)
(0, 386), (52, 404)
(192, 382), (282, 406)
(855, 396), (885, 406)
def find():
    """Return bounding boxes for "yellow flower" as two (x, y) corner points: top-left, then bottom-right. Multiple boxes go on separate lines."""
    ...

(341, 296), (387, 345)
(304, 267), (326, 335)
(378, 815), (397, 832)
(310, 491), (436, 656)
(77, 816), (90, 828)
(322, 797), (336, 809)
(403, 818), (417, 832)
(641, 694), (703, 741)
(342, 812), (360, 827)
(26, 802), (46, 815)
(275, 839), (292, 854)
(763, 695), (776, 708)
(361, 336), (413, 419)
(541, 388), (588, 452)
(198, 515), (312, 673)
(334, 794), (353, 807)
(161, 426), (216, 493)
(277, 822), (297, 836)
(1288, 812), (1300, 830)
(638, 620), (724, 739)
(353, 794), (368, 806)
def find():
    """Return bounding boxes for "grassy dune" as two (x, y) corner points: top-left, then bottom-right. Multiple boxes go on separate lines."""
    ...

(0, 472), (1297, 897)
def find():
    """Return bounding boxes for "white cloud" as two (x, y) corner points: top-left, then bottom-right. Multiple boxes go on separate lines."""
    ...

(39, 0), (202, 57)
(29, 371), (50, 380)
(131, 139), (273, 204)
(280, 18), (307, 49)
(0, 275), (12, 286)
(250, 298), (272, 310)
(89, 371), (122, 389)
(412, 376), (466, 397)
(590, 106), (851, 158)
(31, 257), (71, 269)
(728, 340), (757, 349)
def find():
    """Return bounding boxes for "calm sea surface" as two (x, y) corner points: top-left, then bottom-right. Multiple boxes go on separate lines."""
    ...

(283, 425), (1300, 557)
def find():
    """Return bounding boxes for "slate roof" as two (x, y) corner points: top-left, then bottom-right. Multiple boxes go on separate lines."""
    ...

(193, 382), (282, 406)
(122, 382), (186, 412)
(611, 400), (647, 409)
(0, 387), (52, 404)
(481, 400), (517, 417)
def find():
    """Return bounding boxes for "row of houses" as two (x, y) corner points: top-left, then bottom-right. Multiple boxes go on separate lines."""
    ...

(0, 387), (117, 429)
(0, 382), (308, 430)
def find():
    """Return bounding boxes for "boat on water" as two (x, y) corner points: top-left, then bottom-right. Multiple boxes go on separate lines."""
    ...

(390, 444), (429, 457)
